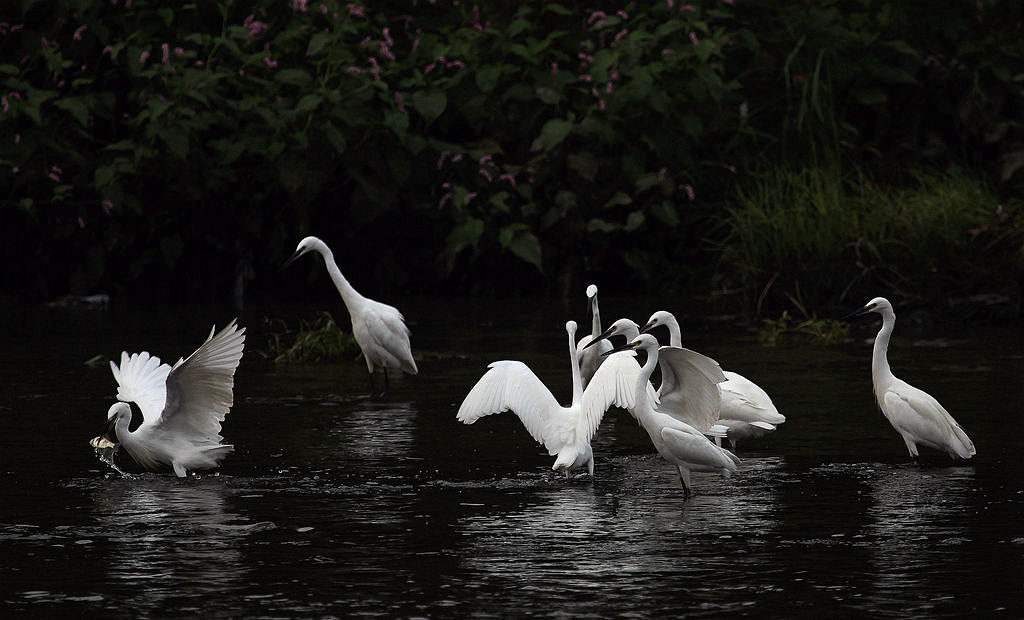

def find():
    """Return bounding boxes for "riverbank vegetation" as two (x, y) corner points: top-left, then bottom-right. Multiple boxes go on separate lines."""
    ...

(2, 1), (1022, 318)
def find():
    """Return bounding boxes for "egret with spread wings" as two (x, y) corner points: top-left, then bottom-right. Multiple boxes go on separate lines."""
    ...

(457, 320), (641, 477)
(92, 320), (246, 477)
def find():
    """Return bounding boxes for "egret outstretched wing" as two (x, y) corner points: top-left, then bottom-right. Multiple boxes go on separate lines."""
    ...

(110, 351), (171, 428)
(656, 346), (726, 432)
(456, 361), (569, 456)
(157, 320), (246, 440)
(580, 350), (647, 440)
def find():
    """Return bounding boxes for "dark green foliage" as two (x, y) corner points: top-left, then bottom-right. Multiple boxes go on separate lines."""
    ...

(263, 311), (360, 363)
(1, 0), (1022, 314)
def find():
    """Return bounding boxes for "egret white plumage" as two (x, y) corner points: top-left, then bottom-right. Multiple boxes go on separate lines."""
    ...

(587, 318), (728, 435)
(92, 320), (246, 477)
(849, 297), (975, 460)
(603, 335), (740, 497)
(641, 310), (785, 449)
(577, 284), (612, 388)
(456, 321), (641, 477)
(283, 236), (417, 392)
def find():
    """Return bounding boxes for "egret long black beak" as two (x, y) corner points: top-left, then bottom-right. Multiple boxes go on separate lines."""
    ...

(101, 415), (118, 443)
(582, 326), (614, 349)
(279, 248), (306, 273)
(842, 303), (876, 321)
(638, 320), (656, 334)
(602, 340), (640, 356)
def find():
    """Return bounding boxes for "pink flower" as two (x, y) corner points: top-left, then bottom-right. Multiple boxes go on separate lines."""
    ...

(579, 74), (593, 82)
(161, 43), (170, 64)
(1, 97), (7, 113)
(684, 184), (695, 200)
(12, 166), (19, 174)
(479, 155), (493, 165)
(451, 153), (463, 163)
(447, 60), (465, 69)
(464, 192), (477, 204)
(598, 99), (606, 111)
(78, 216), (86, 228)
(175, 47), (184, 56)
(689, 32), (699, 45)
(667, 0), (675, 7)
(587, 11), (607, 24)
(14, 133), (19, 143)
(48, 172), (60, 182)
(290, 0), (309, 12)
(681, 4), (696, 11)
(479, 169), (492, 182)
(723, 0), (734, 5)
(346, 66), (365, 74)
(346, 3), (365, 17)
(438, 192), (452, 209)
(424, 63), (436, 74)
(102, 199), (113, 214)
(614, 29), (628, 42)
(244, 14), (267, 38)
(412, 38), (421, 54)
(606, 82), (614, 93)
(662, 49), (675, 55)
(499, 173), (516, 186)
(551, 62), (558, 75)
(139, 50), (150, 64)
(437, 152), (450, 169)
(263, 56), (278, 68)
(616, 10), (628, 19)
(73, 25), (88, 40)
(382, 27), (393, 47)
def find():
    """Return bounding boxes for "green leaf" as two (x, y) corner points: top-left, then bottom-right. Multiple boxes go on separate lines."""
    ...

(294, 93), (322, 115)
(624, 210), (645, 231)
(531, 118), (572, 152)
(94, 165), (116, 188)
(158, 127), (189, 160)
(413, 91), (447, 123)
(275, 69), (313, 86)
(476, 65), (503, 93)
(324, 125), (346, 154)
(603, 192), (632, 208)
(307, 33), (332, 57)
(499, 225), (543, 272)
(567, 151), (599, 181)
(442, 217), (484, 273)
(587, 218), (619, 233)
(53, 97), (89, 127)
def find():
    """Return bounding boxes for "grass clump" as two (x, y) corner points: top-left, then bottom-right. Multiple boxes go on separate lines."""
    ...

(717, 166), (1012, 310)
(758, 311), (849, 346)
(264, 312), (360, 363)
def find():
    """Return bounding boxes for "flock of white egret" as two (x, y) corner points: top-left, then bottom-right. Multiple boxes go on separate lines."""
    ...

(91, 236), (976, 490)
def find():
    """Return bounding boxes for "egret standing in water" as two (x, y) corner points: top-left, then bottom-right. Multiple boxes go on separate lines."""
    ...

(602, 335), (739, 497)
(577, 284), (612, 388)
(457, 321), (641, 477)
(641, 310), (785, 450)
(92, 320), (246, 477)
(283, 236), (417, 393)
(849, 297), (975, 460)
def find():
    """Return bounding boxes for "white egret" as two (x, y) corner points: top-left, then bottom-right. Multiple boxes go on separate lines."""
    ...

(642, 310), (786, 449)
(587, 318), (728, 435)
(849, 297), (975, 460)
(283, 235), (417, 392)
(456, 321), (641, 476)
(92, 320), (246, 477)
(578, 284), (612, 388)
(604, 335), (740, 497)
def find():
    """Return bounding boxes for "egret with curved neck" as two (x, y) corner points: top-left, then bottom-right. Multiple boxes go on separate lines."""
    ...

(604, 334), (739, 497)
(283, 236), (417, 393)
(850, 297), (975, 460)
(641, 310), (785, 450)
(578, 284), (613, 388)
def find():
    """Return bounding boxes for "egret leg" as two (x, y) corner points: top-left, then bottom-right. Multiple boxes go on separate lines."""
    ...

(383, 368), (390, 393)
(676, 466), (692, 498)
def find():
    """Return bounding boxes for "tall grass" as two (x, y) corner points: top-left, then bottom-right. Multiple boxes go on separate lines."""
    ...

(717, 167), (1008, 310)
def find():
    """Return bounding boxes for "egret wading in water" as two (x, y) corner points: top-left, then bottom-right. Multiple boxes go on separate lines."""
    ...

(457, 321), (642, 477)
(848, 297), (976, 460)
(641, 310), (785, 450)
(92, 320), (246, 477)
(283, 236), (417, 394)
(586, 318), (728, 436)
(601, 335), (740, 497)
(577, 284), (612, 388)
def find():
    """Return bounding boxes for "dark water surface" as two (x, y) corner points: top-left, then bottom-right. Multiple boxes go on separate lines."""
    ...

(2, 298), (1022, 617)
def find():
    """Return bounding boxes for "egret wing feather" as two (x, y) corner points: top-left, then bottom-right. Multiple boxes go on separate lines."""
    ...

(110, 351), (171, 428)
(720, 371), (786, 424)
(157, 320), (246, 441)
(580, 351), (645, 441)
(656, 346), (725, 432)
(456, 361), (568, 456)
(882, 384), (975, 458)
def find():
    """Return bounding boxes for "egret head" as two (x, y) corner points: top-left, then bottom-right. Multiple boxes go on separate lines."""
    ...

(102, 402), (131, 443)
(602, 333), (657, 356)
(585, 317), (639, 349)
(641, 310), (673, 333)
(586, 284), (598, 299)
(281, 235), (326, 271)
(846, 296), (893, 320)
(565, 320), (578, 337)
